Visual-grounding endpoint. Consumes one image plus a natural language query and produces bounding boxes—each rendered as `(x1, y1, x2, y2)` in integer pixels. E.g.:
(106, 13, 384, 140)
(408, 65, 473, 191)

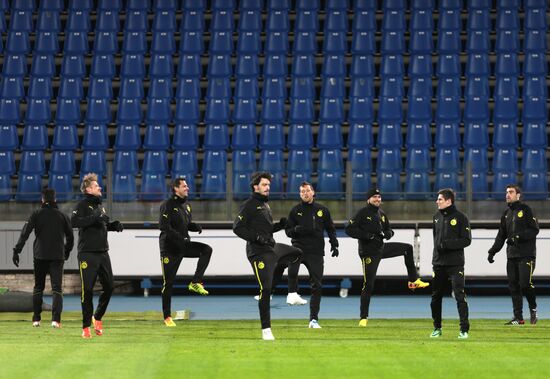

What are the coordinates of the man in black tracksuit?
(159, 177, 212, 327)
(71, 173, 124, 339)
(345, 188, 429, 327)
(285, 181, 338, 328)
(233, 171, 302, 340)
(12, 188, 74, 328)
(488, 184, 539, 325)
(430, 188, 471, 339)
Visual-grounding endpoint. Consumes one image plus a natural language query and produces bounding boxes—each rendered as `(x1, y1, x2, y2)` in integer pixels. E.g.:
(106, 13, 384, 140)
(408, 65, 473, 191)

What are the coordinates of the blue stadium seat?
(405, 172, 431, 199)
(152, 10, 176, 31)
(380, 54, 404, 76)
(376, 122, 402, 148)
(287, 149, 312, 173)
(406, 148, 431, 171)
(351, 171, 371, 199)
(495, 53, 519, 76)
(266, 10, 289, 31)
(435, 171, 460, 193)
(94, 31, 118, 54)
(211, 9, 234, 31)
(205, 98, 230, 124)
(494, 77, 518, 98)
(0, 99, 20, 123)
(496, 8, 518, 30)
(466, 53, 490, 76)
(524, 53, 546, 76)
(408, 55, 433, 77)
(347, 123, 373, 148)
(207, 54, 232, 77)
(493, 97, 519, 125)
(6, 31, 30, 54)
(117, 98, 142, 124)
(409, 76, 433, 98)
(40, 0, 63, 10)
(292, 54, 316, 77)
(90, 54, 115, 78)
(406, 122, 431, 147)
(16, 174, 42, 203)
(261, 98, 285, 123)
(37, 10, 61, 31)
(378, 97, 403, 124)
(318, 149, 343, 172)
(492, 148, 518, 173)
(382, 9, 405, 30)
(288, 123, 313, 148)
(231, 123, 257, 149)
(468, 9, 490, 30)
(48, 174, 73, 202)
(522, 172, 548, 200)
(203, 150, 228, 173)
(410, 9, 433, 30)
(96, 10, 120, 31)
(349, 148, 372, 173)
(326, 0, 348, 9)
(407, 96, 432, 122)
(122, 31, 147, 53)
(140, 173, 167, 201)
(381, 30, 405, 54)
(293, 31, 317, 54)
(59, 78, 84, 99)
(522, 148, 547, 172)
(522, 96, 547, 123)
(174, 99, 200, 123)
(437, 54, 461, 77)
(296, 0, 318, 10)
(435, 97, 460, 123)
(149, 54, 174, 77)
(3, 54, 27, 77)
(66, 10, 91, 31)
(316, 171, 343, 199)
(376, 171, 402, 200)
(88, 77, 113, 99)
(173, 124, 199, 150)
(233, 98, 258, 123)
(175, 77, 201, 99)
(51, 124, 78, 151)
(120, 54, 145, 77)
(286, 171, 312, 199)
(259, 149, 284, 172)
(523, 76, 547, 98)
(353, 9, 375, 31)
(438, 9, 461, 30)
(203, 124, 230, 149)
(113, 150, 139, 174)
(21, 125, 48, 150)
(178, 54, 202, 77)
(146, 98, 171, 124)
(265, 31, 288, 53)
(82, 124, 109, 151)
(322, 54, 346, 77)
(409, 30, 433, 53)
(376, 148, 402, 172)
(348, 97, 374, 124)
(463, 122, 489, 148)
(235, 55, 260, 77)
(125, 10, 148, 31)
(0, 151, 15, 174)
(55, 99, 81, 124)
(435, 148, 460, 172)
(468, 171, 490, 200)
(465, 76, 490, 99)
(25, 99, 51, 123)
(351, 30, 375, 53)
(239, 9, 261, 31)
(20, 151, 45, 174)
(290, 77, 315, 99)
(180, 31, 204, 54)
(60, 54, 85, 77)
(126, 0, 150, 10)
(181, 9, 204, 31)
(209, 31, 233, 54)
(232, 150, 256, 173)
(380, 76, 404, 98)
(1, 77, 24, 99)
(438, 29, 461, 53)
(142, 150, 168, 174)
(237, 31, 261, 54)
(114, 124, 140, 150)
(289, 98, 314, 123)
(463, 147, 489, 172)
(201, 173, 226, 200)
(349, 76, 374, 97)
(524, 0, 547, 8)
(148, 78, 172, 99)
(319, 98, 344, 123)
(295, 10, 318, 31)
(350, 55, 374, 78)
(112, 174, 137, 202)
(172, 150, 198, 175)
(317, 123, 343, 148)
(324, 31, 347, 53)
(524, 29, 547, 52)
(492, 122, 518, 148)
(259, 124, 285, 149)
(325, 10, 347, 31)
(262, 77, 286, 99)
(495, 30, 519, 53)
(321, 77, 345, 98)
(64, 31, 89, 54)
(9, 10, 33, 31)
(522, 122, 547, 148)
(0, 125, 18, 150)
(143, 124, 170, 150)
(80, 151, 106, 175)
(34, 31, 58, 54)
(263, 54, 287, 77)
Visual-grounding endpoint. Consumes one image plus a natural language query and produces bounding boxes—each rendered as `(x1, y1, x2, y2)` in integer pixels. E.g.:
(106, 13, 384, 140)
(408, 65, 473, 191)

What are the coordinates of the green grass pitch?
(1, 312, 550, 379)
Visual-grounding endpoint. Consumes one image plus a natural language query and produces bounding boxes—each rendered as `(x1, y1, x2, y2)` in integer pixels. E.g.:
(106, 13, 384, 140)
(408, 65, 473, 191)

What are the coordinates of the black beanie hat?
(366, 188, 381, 199)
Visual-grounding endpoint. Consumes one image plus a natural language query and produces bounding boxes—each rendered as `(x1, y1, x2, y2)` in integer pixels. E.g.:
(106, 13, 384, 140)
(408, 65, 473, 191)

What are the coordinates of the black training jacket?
(13, 202, 74, 260)
(285, 201, 338, 255)
(432, 204, 472, 266)
(71, 194, 118, 253)
(489, 201, 539, 259)
(233, 192, 285, 258)
(344, 203, 394, 257)
(159, 194, 201, 254)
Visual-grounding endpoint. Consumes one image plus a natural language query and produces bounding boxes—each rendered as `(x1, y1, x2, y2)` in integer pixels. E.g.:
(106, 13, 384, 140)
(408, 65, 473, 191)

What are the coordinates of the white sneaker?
(32, 321, 40, 327)
(51, 321, 61, 328)
(308, 319, 322, 329)
(262, 327, 275, 341)
(254, 294, 273, 301)
(286, 292, 308, 306)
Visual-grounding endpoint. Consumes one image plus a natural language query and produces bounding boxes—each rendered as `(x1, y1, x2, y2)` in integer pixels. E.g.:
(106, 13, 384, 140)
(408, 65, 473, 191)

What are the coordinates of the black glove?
(99, 213, 110, 224)
(506, 236, 518, 246)
(64, 246, 71, 261)
(113, 221, 124, 232)
(12, 251, 19, 267)
(374, 232, 385, 241)
(487, 253, 495, 264)
(383, 230, 393, 240)
(189, 222, 202, 234)
(278, 217, 287, 228)
(331, 246, 339, 257)
(256, 235, 275, 247)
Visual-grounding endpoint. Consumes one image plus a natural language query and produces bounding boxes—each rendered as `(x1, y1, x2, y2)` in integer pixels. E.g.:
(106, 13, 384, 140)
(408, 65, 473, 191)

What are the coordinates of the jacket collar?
(252, 192, 268, 203)
(439, 204, 456, 216)
(172, 194, 187, 205)
(85, 193, 102, 205)
(508, 200, 522, 210)
(41, 202, 58, 209)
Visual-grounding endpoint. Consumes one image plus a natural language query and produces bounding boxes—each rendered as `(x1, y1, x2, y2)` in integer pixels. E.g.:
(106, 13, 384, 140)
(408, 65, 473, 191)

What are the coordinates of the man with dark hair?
(430, 188, 471, 339)
(71, 173, 124, 339)
(284, 181, 338, 328)
(488, 184, 539, 325)
(345, 188, 429, 327)
(159, 177, 213, 327)
(233, 171, 302, 340)
(13, 188, 74, 328)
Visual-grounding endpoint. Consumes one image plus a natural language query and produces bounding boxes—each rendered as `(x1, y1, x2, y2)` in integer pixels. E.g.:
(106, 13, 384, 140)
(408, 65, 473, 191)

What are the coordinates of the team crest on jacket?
(364, 257, 372, 264)
(450, 219, 457, 226)
(258, 261, 265, 269)
(163, 257, 170, 264)
(518, 210, 524, 218)
(381, 215, 385, 222)
(317, 210, 323, 217)
(187, 205, 191, 213)
(80, 261, 88, 269)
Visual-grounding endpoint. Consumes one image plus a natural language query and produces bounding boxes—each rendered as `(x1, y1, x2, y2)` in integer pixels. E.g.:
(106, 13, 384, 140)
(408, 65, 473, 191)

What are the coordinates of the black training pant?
(78, 251, 114, 328)
(161, 241, 213, 319)
(249, 243, 302, 329)
(431, 265, 470, 332)
(359, 242, 419, 319)
(287, 253, 324, 321)
(507, 257, 537, 319)
(33, 259, 64, 323)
